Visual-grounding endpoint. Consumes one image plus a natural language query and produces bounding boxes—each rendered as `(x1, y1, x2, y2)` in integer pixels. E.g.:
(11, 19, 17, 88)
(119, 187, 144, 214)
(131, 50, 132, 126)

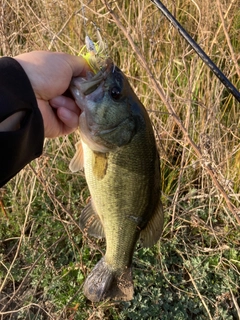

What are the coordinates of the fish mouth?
(70, 58, 115, 111)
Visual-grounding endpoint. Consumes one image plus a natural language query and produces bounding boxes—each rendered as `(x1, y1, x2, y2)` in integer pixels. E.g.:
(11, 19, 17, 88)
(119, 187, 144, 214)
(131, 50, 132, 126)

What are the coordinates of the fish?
(69, 58, 164, 302)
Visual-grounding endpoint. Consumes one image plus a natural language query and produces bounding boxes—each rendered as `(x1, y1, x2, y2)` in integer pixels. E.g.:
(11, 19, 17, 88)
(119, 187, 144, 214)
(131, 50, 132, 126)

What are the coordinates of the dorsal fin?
(80, 200, 105, 239)
(139, 199, 164, 247)
(69, 141, 84, 172)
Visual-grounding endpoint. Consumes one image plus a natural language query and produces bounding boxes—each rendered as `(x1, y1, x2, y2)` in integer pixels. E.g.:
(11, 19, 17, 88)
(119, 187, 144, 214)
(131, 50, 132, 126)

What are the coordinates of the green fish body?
(70, 59, 163, 302)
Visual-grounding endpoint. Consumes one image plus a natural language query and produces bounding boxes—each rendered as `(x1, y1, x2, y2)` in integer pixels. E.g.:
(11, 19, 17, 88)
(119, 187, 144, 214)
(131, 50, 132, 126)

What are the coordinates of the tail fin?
(83, 257, 134, 302)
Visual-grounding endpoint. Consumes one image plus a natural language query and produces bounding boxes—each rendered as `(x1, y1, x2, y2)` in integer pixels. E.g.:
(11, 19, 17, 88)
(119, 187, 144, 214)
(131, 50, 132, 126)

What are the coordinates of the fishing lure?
(79, 29, 107, 74)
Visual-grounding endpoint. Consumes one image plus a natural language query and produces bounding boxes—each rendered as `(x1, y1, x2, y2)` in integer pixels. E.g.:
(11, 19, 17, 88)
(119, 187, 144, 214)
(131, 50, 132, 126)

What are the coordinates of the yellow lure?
(79, 35, 106, 74)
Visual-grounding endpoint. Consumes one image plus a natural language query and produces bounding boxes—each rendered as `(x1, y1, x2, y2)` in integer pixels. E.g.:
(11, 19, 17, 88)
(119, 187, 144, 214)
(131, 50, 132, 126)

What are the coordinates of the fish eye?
(110, 86, 122, 101)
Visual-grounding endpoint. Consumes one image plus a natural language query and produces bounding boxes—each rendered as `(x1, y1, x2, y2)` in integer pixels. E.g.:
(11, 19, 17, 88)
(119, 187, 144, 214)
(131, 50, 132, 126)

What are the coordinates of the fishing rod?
(151, 0, 240, 103)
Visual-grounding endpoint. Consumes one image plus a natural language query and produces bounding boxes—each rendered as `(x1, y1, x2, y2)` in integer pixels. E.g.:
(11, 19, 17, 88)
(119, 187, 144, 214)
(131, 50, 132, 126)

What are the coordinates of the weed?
(0, 0, 239, 319)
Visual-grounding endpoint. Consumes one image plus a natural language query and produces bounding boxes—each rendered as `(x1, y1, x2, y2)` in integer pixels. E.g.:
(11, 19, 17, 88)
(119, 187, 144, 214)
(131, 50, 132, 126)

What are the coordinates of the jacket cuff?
(0, 57, 44, 187)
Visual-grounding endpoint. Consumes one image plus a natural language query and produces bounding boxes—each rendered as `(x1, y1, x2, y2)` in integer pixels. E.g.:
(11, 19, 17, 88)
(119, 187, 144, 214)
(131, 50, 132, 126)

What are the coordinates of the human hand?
(14, 51, 90, 138)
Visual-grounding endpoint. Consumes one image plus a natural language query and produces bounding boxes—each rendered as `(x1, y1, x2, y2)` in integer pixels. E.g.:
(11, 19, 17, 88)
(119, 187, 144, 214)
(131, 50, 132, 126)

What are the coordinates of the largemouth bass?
(69, 58, 163, 302)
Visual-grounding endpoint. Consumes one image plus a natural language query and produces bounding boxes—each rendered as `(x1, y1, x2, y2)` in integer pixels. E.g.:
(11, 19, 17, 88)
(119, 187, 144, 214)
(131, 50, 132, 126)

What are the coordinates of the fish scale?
(69, 58, 163, 302)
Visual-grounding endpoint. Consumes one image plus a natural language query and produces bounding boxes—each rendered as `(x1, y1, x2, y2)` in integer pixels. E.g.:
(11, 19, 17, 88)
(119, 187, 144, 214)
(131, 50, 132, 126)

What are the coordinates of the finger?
(56, 107, 79, 130)
(68, 55, 91, 77)
(50, 96, 80, 115)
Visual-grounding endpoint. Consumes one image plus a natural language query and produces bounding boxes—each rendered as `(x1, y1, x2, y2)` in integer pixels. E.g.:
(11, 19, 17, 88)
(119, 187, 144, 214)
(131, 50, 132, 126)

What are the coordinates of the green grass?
(0, 0, 240, 319)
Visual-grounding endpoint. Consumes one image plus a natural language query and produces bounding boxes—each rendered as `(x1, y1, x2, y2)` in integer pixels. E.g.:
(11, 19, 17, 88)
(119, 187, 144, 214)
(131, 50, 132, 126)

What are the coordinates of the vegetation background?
(0, 0, 239, 319)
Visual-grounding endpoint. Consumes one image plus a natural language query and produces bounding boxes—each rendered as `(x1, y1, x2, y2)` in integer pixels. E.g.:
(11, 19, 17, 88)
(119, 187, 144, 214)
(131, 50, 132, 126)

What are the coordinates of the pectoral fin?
(80, 200, 105, 239)
(140, 199, 164, 248)
(69, 141, 84, 172)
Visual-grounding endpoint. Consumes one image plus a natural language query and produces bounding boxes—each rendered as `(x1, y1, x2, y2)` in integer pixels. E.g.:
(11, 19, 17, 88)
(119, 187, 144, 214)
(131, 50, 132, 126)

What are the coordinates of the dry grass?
(0, 0, 239, 319)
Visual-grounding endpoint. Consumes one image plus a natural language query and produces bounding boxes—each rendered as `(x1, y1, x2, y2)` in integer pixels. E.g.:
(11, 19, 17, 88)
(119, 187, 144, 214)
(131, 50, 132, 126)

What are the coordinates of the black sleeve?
(0, 57, 44, 187)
